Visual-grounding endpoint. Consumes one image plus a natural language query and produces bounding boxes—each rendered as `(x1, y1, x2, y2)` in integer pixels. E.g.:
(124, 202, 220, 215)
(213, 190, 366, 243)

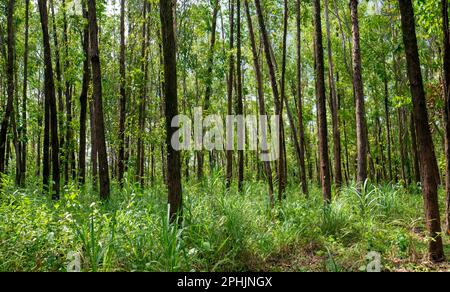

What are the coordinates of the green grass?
(0, 173, 449, 272)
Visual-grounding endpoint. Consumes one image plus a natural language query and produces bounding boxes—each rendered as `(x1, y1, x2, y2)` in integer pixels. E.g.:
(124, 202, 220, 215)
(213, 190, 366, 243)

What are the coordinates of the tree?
(0, 0, 15, 176)
(117, 0, 126, 187)
(296, 0, 309, 196)
(442, 0, 450, 235)
(254, 0, 285, 201)
(244, 0, 274, 207)
(136, 1, 150, 187)
(38, 0, 60, 199)
(62, 0, 75, 183)
(313, 0, 331, 203)
(88, 0, 110, 200)
(78, 0, 90, 186)
(20, 0, 30, 187)
(226, 0, 235, 190)
(198, 0, 220, 181)
(349, 0, 368, 188)
(49, 0, 65, 163)
(398, 0, 445, 262)
(325, 0, 342, 188)
(160, 0, 183, 223)
(237, 0, 244, 192)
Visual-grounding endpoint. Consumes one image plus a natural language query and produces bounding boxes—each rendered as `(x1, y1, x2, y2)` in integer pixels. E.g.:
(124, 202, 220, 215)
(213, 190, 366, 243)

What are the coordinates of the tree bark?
(254, 0, 284, 201)
(0, 0, 15, 176)
(442, 0, 450, 235)
(49, 0, 65, 165)
(160, 0, 183, 223)
(325, 0, 342, 189)
(38, 0, 60, 199)
(78, 0, 90, 186)
(20, 0, 30, 187)
(88, 0, 110, 200)
(237, 0, 244, 192)
(313, 0, 332, 203)
(117, 0, 126, 186)
(296, 0, 309, 196)
(62, 0, 74, 184)
(383, 74, 393, 181)
(399, 0, 445, 262)
(244, 0, 274, 207)
(350, 0, 368, 188)
(137, 1, 149, 187)
(226, 0, 235, 190)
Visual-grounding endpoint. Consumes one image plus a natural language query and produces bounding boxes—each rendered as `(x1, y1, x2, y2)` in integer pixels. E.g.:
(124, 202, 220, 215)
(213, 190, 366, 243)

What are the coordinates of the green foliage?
(0, 175, 446, 272)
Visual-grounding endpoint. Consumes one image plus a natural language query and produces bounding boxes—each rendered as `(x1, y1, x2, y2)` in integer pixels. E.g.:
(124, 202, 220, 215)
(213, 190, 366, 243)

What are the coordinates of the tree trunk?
(237, 0, 244, 192)
(383, 74, 393, 181)
(38, 0, 60, 200)
(350, 0, 368, 188)
(399, 0, 445, 262)
(296, 0, 309, 196)
(226, 0, 235, 190)
(244, 0, 274, 207)
(62, 0, 74, 184)
(88, 0, 110, 200)
(0, 0, 15, 176)
(20, 0, 30, 187)
(325, 0, 342, 189)
(78, 0, 89, 186)
(50, 0, 65, 165)
(137, 1, 149, 188)
(198, 0, 220, 181)
(117, 0, 126, 186)
(254, 0, 284, 201)
(442, 0, 450, 235)
(313, 0, 332, 203)
(277, 0, 288, 200)
(160, 0, 182, 224)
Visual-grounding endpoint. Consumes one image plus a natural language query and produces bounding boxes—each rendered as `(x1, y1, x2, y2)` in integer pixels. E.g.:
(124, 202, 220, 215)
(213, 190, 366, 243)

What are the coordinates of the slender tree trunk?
(442, 0, 450, 235)
(20, 0, 30, 186)
(62, 0, 73, 184)
(137, 1, 149, 187)
(277, 0, 288, 200)
(160, 0, 182, 223)
(399, 0, 445, 262)
(50, 0, 65, 165)
(198, 0, 219, 181)
(78, 0, 89, 186)
(324, 0, 342, 189)
(384, 74, 393, 181)
(117, 0, 126, 186)
(36, 91, 43, 177)
(237, 0, 244, 192)
(244, 0, 274, 206)
(313, 0, 332, 203)
(88, 0, 110, 200)
(0, 0, 15, 176)
(90, 99, 97, 188)
(350, 0, 368, 188)
(226, 0, 235, 190)
(38, 0, 60, 200)
(296, 0, 309, 196)
(254, 0, 284, 201)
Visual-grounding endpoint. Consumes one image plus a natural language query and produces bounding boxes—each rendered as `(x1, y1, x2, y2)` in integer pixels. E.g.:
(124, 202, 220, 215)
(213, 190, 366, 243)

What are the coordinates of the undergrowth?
(0, 173, 448, 272)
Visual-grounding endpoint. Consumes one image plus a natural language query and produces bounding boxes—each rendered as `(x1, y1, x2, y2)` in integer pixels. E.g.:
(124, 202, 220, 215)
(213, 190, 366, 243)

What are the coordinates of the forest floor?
(0, 173, 449, 272)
